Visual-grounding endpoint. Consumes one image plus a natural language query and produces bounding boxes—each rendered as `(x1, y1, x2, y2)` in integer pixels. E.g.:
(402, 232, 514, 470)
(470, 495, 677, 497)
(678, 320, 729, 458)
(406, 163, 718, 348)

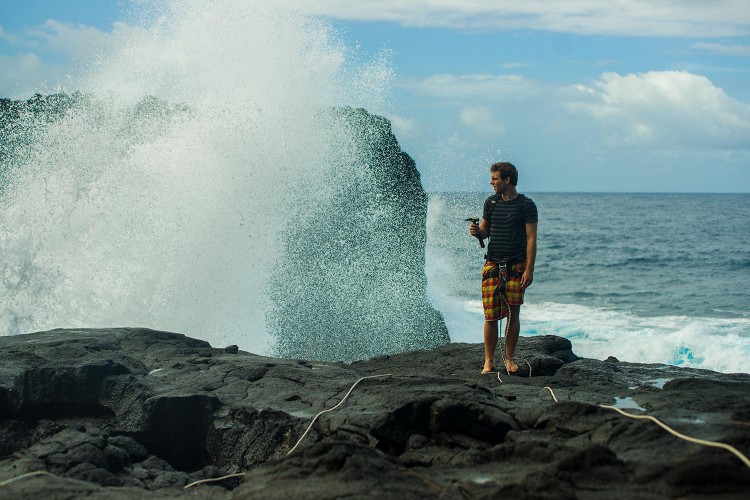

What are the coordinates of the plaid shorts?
(481, 261, 525, 321)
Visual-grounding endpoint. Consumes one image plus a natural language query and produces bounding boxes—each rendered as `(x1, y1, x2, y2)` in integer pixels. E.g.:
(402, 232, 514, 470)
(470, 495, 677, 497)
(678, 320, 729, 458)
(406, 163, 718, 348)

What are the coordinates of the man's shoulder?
(519, 193, 536, 207)
(483, 194, 500, 209)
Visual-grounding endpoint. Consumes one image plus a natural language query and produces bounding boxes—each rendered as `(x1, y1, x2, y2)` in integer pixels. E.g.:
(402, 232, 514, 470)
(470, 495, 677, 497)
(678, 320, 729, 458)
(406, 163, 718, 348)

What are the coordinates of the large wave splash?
(0, 0, 447, 358)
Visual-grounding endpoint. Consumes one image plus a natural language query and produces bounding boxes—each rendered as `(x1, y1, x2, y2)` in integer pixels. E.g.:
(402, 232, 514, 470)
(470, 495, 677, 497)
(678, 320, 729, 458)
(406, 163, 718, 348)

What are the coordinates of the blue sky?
(1, 1, 749, 192)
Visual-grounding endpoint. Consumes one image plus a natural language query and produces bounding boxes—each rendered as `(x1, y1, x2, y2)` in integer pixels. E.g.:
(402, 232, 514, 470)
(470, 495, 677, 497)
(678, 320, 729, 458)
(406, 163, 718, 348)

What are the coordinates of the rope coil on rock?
(543, 386, 750, 469)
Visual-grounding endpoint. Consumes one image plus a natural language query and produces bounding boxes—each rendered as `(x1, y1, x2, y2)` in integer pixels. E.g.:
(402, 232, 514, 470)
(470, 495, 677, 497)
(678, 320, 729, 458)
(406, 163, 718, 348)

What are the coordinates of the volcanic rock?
(0, 328, 748, 499)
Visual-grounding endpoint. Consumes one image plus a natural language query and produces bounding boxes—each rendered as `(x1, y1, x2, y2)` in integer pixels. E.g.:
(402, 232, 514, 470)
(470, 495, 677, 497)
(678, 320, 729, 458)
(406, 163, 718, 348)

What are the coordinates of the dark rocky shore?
(0, 328, 748, 499)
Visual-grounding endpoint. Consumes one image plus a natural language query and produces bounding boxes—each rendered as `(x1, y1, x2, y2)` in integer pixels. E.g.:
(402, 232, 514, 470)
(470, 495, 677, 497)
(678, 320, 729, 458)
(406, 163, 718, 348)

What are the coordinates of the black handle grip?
(464, 218, 485, 248)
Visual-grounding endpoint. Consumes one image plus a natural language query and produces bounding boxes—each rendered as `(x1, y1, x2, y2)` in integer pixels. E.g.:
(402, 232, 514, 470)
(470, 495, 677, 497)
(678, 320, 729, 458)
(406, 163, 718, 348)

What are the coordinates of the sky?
(1, 1, 749, 193)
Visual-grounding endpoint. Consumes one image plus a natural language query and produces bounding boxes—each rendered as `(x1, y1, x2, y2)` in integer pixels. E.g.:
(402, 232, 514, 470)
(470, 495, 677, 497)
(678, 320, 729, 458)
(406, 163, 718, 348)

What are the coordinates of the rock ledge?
(1, 328, 748, 499)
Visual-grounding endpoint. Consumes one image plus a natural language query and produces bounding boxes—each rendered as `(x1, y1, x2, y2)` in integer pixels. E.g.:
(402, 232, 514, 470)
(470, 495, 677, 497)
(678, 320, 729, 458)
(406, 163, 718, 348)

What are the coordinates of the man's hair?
(490, 162, 518, 186)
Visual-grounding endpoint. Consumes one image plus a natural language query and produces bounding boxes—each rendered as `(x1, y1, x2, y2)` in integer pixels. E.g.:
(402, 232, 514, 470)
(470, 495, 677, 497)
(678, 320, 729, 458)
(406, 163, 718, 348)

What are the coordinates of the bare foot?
(481, 361, 496, 374)
(504, 357, 518, 374)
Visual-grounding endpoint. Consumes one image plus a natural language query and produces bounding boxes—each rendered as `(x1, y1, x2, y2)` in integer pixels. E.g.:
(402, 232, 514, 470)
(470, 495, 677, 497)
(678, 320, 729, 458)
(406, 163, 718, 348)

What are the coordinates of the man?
(469, 162, 537, 374)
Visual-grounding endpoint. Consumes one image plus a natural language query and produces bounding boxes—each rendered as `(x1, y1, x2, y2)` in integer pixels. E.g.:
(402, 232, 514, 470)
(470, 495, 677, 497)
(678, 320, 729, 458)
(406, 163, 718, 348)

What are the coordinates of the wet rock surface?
(0, 328, 748, 499)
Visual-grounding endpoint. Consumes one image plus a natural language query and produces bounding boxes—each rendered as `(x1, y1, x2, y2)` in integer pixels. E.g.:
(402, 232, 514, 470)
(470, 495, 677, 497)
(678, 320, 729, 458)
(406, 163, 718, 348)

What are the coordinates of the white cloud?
(0, 21, 146, 98)
(281, 0, 750, 37)
(412, 73, 541, 100)
(25, 20, 113, 59)
(0, 53, 65, 98)
(690, 42, 750, 57)
(459, 106, 506, 136)
(565, 71, 750, 149)
(382, 112, 415, 135)
(0, 52, 43, 77)
(0, 25, 18, 44)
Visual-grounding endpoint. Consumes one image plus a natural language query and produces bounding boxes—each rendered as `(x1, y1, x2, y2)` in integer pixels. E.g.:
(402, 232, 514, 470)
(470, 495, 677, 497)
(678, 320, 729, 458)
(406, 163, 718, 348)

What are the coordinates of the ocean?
(426, 192, 750, 374)
(1, 2, 748, 375)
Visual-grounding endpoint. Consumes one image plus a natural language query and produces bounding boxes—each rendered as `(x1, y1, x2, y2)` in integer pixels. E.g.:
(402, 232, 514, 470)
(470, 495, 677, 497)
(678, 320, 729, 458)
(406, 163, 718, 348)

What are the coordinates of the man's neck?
(501, 187, 518, 201)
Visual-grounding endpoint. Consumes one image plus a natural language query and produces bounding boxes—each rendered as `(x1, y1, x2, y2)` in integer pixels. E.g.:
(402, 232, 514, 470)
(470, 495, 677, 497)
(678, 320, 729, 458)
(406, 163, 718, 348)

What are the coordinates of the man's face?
(490, 172, 506, 193)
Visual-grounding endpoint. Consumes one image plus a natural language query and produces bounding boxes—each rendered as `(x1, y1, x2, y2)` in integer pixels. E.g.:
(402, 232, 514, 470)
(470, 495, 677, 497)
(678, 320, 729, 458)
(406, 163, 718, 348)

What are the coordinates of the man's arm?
(521, 222, 537, 289)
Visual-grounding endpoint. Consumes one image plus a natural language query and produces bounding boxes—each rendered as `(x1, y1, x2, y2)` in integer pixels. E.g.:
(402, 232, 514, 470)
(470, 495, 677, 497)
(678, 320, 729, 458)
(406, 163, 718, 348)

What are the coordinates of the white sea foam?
(525, 302, 750, 374)
(425, 195, 486, 341)
(442, 298, 750, 374)
(0, 1, 392, 354)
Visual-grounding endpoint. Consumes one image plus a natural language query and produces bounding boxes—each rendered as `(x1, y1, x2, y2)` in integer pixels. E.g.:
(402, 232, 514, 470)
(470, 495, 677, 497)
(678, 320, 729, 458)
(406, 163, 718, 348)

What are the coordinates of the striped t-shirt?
(482, 194, 538, 263)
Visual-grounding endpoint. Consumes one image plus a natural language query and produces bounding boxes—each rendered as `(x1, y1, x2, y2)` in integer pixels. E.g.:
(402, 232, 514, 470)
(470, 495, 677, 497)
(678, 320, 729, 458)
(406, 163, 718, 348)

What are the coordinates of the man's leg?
(503, 304, 521, 373)
(482, 320, 498, 373)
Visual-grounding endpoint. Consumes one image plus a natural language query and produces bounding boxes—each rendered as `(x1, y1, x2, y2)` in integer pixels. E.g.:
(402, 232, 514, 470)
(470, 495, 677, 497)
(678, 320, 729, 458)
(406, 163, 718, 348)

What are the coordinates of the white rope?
(502, 285, 512, 374)
(544, 386, 559, 403)
(184, 473, 245, 489)
(495, 281, 532, 379)
(6, 374, 745, 496)
(600, 405, 750, 469)
(0, 471, 58, 488)
(0, 466, 247, 491)
(187, 374, 393, 487)
(286, 374, 393, 456)
(543, 386, 750, 470)
(3, 376, 393, 491)
(498, 271, 532, 378)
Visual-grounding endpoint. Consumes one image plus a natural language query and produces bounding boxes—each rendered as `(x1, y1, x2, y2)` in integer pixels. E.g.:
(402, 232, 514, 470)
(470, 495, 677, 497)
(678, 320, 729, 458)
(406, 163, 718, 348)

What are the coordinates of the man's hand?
(469, 222, 480, 237)
(521, 269, 534, 289)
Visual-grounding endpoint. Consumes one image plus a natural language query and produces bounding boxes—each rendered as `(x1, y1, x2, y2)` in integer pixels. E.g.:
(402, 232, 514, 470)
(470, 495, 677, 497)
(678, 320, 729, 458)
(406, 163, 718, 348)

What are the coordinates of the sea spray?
(268, 108, 448, 361)
(0, 0, 448, 357)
